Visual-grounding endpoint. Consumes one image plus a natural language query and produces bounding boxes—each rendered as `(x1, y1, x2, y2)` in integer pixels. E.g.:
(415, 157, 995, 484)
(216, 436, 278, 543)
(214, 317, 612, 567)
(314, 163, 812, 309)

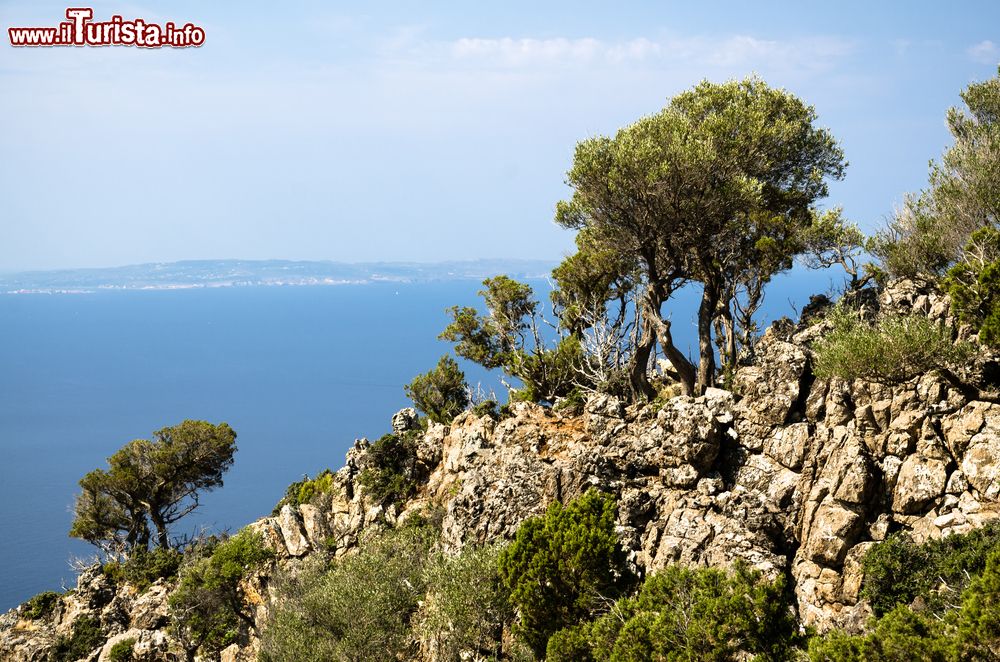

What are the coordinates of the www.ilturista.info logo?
(8, 8, 205, 48)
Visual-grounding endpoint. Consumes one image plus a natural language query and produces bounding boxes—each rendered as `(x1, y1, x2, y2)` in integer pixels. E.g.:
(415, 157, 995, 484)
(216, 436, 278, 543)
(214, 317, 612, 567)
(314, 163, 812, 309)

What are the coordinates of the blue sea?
(0, 270, 836, 610)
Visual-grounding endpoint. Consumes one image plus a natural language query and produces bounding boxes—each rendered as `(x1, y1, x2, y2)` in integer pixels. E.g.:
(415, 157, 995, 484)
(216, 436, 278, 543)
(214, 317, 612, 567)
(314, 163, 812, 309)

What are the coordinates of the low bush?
(813, 304, 971, 384)
(107, 637, 136, 662)
(498, 489, 633, 657)
(944, 226, 1000, 347)
(260, 523, 435, 662)
(102, 546, 183, 591)
(169, 530, 273, 658)
(358, 431, 419, 506)
(22, 590, 59, 621)
(272, 469, 336, 514)
(548, 563, 801, 661)
(811, 526, 1000, 660)
(50, 614, 105, 661)
(416, 543, 514, 661)
(861, 522, 1000, 617)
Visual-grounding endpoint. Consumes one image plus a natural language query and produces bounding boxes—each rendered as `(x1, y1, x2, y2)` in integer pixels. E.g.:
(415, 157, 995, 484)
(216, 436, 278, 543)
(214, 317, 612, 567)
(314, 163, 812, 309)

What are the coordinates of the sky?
(0, 1, 998, 272)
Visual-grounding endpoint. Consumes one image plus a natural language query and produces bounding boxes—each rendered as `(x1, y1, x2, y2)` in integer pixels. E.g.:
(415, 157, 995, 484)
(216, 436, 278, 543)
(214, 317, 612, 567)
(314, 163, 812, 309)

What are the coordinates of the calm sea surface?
(0, 271, 830, 610)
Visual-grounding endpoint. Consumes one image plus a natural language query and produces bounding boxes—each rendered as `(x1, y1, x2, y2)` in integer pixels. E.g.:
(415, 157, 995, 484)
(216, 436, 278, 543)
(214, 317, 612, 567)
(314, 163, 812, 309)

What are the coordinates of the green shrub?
(813, 304, 971, 384)
(807, 605, 951, 662)
(22, 591, 59, 621)
(546, 623, 595, 661)
(169, 530, 273, 657)
(553, 387, 586, 416)
(954, 547, 1000, 657)
(50, 614, 106, 661)
(944, 226, 1000, 347)
(272, 469, 336, 514)
(358, 431, 419, 506)
(405, 354, 470, 424)
(260, 523, 435, 662)
(107, 637, 136, 662)
(498, 490, 633, 657)
(861, 522, 1000, 617)
(102, 546, 183, 591)
(548, 563, 801, 661)
(416, 543, 514, 660)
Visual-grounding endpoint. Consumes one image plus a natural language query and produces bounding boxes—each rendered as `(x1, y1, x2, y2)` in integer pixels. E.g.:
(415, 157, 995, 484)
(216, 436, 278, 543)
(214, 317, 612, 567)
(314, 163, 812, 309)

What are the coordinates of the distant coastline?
(0, 259, 557, 295)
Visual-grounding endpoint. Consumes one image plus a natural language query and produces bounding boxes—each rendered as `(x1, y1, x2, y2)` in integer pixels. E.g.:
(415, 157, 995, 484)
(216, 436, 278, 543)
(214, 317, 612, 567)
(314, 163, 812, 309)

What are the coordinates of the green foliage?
(416, 543, 514, 661)
(22, 591, 59, 620)
(807, 606, 951, 662)
(357, 431, 419, 506)
(102, 546, 183, 592)
(557, 75, 846, 395)
(812, 304, 971, 384)
(869, 193, 964, 283)
(107, 637, 136, 662)
(553, 387, 587, 416)
(861, 522, 1000, 617)
(799, 207, 869, 285)
(872, 67, 1000, 282)
(955, 547, 1000, 658)
(442, 277, 585, 403)
(548, 563, 801, 661)
(405, 354, 470, 424)
(272, 469, 336, 515)
(810, 524, 1000, 660)
(498, 490, 633, 657)
(70, 420, 237, 555)
(260, 523, 435, 662)
(50, 614, 105, 662)
(944, 226, 1000, 346)
(471, 399, 500, 419)
(169, 530, 273, 657)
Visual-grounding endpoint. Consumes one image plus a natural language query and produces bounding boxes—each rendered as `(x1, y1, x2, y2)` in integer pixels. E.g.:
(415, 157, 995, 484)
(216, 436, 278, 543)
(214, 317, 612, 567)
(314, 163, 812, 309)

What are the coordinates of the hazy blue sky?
(1, 1, 998, 271)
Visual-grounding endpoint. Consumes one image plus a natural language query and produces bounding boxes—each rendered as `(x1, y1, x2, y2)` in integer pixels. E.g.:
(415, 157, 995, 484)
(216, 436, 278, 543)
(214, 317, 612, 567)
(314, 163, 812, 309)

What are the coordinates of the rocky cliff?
(4, 280, 1000, 661)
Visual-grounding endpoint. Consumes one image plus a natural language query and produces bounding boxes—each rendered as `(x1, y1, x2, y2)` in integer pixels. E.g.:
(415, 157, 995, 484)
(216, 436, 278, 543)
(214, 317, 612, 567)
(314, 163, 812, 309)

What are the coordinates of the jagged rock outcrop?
(4, 279, 1000, 660)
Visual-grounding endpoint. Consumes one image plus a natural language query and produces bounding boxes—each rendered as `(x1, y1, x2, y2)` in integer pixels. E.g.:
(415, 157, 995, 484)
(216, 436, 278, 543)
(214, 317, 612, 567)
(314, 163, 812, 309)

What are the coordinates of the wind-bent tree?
(70, 420, 237, 557)
(441, 276, 584, 403)
(555, 76, 847, 396)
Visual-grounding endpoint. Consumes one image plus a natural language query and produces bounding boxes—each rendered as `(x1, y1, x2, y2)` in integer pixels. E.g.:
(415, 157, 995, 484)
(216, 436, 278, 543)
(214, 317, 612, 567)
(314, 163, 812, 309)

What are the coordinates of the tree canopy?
(554, 76, 847, 396)
(70, 420, 237, 556)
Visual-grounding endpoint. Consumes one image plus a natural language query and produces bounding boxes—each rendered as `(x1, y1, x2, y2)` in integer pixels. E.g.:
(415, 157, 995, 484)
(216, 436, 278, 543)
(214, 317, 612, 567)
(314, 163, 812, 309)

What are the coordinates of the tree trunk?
(696, 281, 720, 395)
(644, 296, 696, 396)
(628, 329, 657, 401)
(150, 509, 170, 549)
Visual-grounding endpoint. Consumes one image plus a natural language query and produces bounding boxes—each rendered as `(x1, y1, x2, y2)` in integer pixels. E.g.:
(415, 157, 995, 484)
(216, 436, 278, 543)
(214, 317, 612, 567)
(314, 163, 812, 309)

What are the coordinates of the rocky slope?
(4, 280, 1000, 661)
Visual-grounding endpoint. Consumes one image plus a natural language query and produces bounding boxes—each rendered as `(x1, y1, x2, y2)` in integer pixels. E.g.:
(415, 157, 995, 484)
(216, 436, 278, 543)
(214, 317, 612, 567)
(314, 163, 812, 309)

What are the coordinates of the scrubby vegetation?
(22, 590, 59, 621)
(169, 530, 273, 658)
(808, 525, 1000, 660)
(547, 563, 801, 661)
(101, 546, 183, 591)
(260, 520, 437, 662)
(272, 469, 336, 514)
(499, 490, 634, 656)
(406, 354, 470, 424)
(861, 523, 1000, 618)
(107, 637, 136, 662)
(50, 614, 105, 661)
(357, 430, 420, 505)
(812, 304, 972, 384)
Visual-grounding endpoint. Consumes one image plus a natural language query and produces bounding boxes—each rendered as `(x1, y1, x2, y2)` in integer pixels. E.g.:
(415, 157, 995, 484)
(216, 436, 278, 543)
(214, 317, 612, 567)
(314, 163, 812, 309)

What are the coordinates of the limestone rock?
(893, 456, 948, 514)
(277, 505, 310, 557)
(391, 407, 420, 433)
